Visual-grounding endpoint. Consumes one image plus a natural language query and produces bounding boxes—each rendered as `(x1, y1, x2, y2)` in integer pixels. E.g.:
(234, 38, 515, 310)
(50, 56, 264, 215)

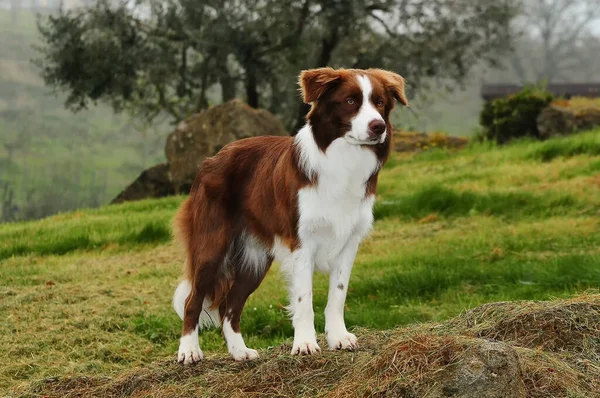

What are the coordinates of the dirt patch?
(393, 131, 469, 153)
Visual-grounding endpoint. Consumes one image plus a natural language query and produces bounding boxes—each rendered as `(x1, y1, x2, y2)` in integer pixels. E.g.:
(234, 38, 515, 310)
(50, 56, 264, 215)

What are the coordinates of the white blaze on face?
(347, 75, 385, 144)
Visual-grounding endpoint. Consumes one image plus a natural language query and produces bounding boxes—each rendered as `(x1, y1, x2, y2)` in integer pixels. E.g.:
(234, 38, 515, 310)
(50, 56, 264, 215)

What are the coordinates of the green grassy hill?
(1, 130, 600, 396)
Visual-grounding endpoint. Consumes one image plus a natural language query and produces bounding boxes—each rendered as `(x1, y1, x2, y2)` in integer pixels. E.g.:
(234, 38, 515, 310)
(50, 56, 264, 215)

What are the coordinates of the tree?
(508, 0, 600, 83)
(35, 0, 518, 132)
(9, 0, 20, 23)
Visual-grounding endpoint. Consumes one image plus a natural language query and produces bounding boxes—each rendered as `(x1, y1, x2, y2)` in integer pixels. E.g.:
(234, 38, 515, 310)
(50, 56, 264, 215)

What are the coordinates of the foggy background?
(1, 0, 599, 223)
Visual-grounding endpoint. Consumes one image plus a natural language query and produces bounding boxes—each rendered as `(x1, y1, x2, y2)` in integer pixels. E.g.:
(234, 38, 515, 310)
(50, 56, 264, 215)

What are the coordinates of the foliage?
(0, 9, 170, 223)
(479, 86, 554, 143)
(507, 0, 600, 84)
(35, 0, 518, 130)
(1, 129, 600, 392)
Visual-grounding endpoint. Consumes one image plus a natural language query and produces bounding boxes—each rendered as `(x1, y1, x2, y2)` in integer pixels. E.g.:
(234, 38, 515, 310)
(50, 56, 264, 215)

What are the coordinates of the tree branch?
(369, 11, 397, 38)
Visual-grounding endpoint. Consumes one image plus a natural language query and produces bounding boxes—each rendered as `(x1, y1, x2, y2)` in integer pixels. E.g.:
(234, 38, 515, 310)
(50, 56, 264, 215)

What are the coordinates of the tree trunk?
(245, 64, 259, 108)
(10, 0, 19, 24)
(220, 73, 236, 102)
(292, 28, 340, 134)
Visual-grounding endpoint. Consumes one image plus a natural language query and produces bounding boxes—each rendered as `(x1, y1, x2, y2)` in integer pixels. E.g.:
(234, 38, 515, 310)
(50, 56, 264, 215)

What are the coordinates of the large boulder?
(165, 99, 288, 192)
(111, 164, 174, 204)
(537, 102, 600, 139)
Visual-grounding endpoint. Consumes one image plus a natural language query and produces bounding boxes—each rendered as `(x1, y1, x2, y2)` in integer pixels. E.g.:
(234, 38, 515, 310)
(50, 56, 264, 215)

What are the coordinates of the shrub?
(480, 87, 554, 144)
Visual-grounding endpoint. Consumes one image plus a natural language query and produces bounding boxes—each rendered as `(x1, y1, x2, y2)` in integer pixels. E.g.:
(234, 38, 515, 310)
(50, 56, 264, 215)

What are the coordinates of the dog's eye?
(376, 99, 384, 107)
(347, 98, 355, 105)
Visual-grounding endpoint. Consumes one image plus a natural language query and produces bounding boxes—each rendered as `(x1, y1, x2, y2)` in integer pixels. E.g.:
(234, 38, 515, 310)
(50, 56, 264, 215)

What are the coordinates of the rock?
(537, 104, 600, 139)
(430, 340, 526, 398)
(165, 99, 288, 192)
(365, 334, 526, 398)
(111, 163, 174, 204)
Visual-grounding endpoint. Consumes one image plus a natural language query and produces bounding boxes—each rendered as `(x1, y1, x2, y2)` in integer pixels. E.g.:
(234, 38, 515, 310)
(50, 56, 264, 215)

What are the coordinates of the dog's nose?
(368, 120, 386, 138)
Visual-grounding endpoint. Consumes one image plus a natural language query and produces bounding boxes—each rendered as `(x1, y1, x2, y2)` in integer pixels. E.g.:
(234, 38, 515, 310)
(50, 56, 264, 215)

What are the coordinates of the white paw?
(327, 331, 358, 351)
(177, 335, 203, 365)
(230, 347, 259, 361)
(291, 340, 321, 355)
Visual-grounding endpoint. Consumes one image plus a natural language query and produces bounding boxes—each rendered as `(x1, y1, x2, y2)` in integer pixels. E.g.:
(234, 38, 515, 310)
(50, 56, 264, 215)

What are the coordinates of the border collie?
(172, 67, 408, 363)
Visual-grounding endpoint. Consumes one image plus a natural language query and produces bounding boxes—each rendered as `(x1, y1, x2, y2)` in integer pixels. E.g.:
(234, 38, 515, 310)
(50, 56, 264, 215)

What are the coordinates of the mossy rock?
(111, 163, 174, 204)
(537, 97, 600, 139)
(165, 99, 289, 192)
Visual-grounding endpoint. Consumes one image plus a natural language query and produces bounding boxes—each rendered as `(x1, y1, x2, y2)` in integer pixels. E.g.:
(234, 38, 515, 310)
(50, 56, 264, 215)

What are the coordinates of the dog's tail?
(171, 197, 222, 329)
(172, 279, 190, 320)
(172, 279, 221, 329)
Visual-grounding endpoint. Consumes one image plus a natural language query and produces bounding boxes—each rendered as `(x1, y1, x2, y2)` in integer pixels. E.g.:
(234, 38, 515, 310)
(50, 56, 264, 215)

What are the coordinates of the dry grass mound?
(15, 294, 600, 398)
(446, 293, 600, 357)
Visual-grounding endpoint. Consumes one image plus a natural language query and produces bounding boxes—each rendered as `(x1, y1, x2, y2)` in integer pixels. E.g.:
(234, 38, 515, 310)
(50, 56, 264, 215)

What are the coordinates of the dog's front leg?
(324, 239, 359, 350)
(288, 248, 320, 355)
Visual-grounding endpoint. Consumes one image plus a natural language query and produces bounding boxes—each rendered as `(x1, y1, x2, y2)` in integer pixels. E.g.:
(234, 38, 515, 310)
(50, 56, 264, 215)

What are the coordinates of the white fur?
(173, 280, 220, 329)
(275, 120, 378, 354)
(222, 319, 259, 361)
(177, 325, 203, 364)
(345, 75, 386, 145)
(238, 230, 270, 276)
(324, 238, 360, 350)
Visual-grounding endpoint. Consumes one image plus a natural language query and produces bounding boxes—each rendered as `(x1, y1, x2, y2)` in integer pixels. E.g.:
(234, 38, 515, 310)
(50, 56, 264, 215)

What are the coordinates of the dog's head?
(299, 68, 408, 151)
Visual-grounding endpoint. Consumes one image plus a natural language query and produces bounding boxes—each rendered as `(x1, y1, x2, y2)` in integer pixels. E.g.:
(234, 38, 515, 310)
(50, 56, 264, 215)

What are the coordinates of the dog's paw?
(291, 340, 321, 356)
(177, 336, 203, 365)
(327, 331, 358, 351)
(230, 347, 259, 361)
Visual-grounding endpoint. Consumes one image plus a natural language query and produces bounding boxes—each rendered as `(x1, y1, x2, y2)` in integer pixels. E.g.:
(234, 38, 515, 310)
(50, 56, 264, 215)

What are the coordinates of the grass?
(1, 129, 600, 396)
(527, 132, 600, 161)
(0, 196, 181, 260)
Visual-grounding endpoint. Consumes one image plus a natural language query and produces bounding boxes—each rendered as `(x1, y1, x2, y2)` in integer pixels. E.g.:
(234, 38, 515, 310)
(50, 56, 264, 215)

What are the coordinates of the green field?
(1, 130, 600, 395)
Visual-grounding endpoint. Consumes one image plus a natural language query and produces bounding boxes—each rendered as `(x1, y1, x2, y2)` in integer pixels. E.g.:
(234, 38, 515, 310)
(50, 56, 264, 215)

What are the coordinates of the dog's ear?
(369, 69, 408, 106)
(299, 68, 342, 104)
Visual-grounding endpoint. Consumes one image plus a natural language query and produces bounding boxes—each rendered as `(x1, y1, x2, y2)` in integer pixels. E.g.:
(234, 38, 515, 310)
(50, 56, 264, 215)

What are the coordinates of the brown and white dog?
(172, 67, 408, 363)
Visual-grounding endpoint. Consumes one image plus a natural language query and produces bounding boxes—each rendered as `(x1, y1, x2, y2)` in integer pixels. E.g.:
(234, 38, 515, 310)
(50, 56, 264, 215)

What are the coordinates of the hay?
(446, 293, 600, 358)
(516, 347, 600, 398)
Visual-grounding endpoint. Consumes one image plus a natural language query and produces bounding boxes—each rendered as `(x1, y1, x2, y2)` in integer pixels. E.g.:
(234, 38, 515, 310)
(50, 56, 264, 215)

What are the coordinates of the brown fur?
(173, 137, 311, 333)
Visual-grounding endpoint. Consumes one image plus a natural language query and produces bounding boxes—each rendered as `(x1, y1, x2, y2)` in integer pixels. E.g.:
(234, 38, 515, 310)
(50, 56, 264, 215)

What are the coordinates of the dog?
(172, 67, 408, 363)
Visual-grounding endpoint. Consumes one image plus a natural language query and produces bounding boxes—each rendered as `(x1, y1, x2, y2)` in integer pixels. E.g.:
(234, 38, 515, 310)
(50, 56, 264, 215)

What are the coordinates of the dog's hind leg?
(176, 200, 233, 365)
(219, 234, 272, 361)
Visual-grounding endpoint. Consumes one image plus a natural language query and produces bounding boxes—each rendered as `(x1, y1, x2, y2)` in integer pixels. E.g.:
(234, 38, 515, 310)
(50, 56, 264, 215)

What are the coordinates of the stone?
(165, 99, 288, 192)
(111, 163, 174, 204)
(537, 104, 600, 139)
(426, 340, 526, 398)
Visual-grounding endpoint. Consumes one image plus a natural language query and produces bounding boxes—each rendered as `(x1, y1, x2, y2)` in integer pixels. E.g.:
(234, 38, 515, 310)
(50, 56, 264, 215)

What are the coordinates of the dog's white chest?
(297, 189, 374, 272)
(295, 137, 379, 272)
